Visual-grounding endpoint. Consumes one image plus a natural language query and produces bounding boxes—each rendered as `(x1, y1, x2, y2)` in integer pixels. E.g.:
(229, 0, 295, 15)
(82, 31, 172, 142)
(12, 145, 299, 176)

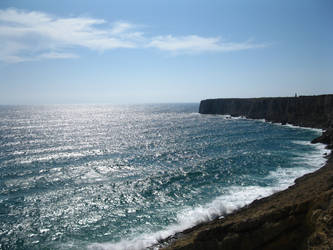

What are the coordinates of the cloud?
(148, 35, 267, 53)
(111, 21, 134, 34)
(38, 52, 78, 59)
(0, 8, 267, 63)
(0, 9, 142, 63)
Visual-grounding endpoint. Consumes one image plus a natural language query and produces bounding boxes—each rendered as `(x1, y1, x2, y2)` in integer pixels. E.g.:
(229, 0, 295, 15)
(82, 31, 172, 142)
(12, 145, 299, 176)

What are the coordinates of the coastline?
(160, 154, 333, 249)
(158, 96, 333, 249)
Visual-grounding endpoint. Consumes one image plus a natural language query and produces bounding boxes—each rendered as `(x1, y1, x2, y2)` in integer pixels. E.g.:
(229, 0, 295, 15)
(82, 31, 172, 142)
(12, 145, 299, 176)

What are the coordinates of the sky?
(0, 0, 332, 104)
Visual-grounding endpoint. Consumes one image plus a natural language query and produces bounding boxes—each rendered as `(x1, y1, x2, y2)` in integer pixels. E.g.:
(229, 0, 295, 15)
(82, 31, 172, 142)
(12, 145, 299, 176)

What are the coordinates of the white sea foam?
(87, 186, 264, 250)
(230, 115, 246, 120)
(86, 136, 330, 250)
(284, 123, 323, 133)
(233, 116, 324, 134)
(264, 120, 323, 133)
(292, 140, 312, 146)
(86, 184, 286, 250)
(84, 114, 329, 250)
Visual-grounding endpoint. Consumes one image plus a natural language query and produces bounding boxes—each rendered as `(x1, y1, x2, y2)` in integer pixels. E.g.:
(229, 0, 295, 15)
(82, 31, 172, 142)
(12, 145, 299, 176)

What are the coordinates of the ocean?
(0, 104, 329, 250)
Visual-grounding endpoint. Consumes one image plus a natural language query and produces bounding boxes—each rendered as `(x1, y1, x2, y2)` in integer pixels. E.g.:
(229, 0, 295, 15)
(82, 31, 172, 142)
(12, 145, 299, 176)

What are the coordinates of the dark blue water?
(0, 104, 328, 249)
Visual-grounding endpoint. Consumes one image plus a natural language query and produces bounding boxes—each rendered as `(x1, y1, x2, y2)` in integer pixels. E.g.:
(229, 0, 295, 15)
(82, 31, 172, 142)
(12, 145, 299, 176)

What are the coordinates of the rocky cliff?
(162, 157, 333, 250)
(159, 95, 333, 250)
(199, 95, 333, 129)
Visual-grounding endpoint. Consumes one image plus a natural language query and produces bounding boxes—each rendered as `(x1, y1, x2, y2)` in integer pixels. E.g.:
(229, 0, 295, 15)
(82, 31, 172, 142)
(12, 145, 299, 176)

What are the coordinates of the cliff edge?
(199, 95, 333, 129)
(162, 157, 333, 250)
(160, 95, 333, 250)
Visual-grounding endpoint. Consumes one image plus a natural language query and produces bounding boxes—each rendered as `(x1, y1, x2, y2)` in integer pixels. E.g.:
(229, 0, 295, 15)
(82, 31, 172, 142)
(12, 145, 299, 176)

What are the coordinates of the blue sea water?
(0, 104, 329, 250)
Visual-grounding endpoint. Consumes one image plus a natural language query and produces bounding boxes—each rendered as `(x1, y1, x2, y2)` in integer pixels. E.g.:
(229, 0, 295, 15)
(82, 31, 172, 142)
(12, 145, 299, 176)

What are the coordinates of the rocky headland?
(199, 95, 333, 129)
(160, 95, 333, 250)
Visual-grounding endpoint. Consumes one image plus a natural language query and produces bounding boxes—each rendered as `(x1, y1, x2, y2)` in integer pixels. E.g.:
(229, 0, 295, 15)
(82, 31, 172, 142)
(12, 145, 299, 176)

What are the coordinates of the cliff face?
(159, 95, 333, 250)
(199, 95, 333, 129)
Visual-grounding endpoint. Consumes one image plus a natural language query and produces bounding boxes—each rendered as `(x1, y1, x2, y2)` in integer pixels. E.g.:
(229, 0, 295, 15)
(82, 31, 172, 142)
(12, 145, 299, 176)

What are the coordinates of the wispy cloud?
(38, 52, 78, 60)
(0, 8, 142, 63)
(148, 35, 267, 54)
(0, 8, 268, 63)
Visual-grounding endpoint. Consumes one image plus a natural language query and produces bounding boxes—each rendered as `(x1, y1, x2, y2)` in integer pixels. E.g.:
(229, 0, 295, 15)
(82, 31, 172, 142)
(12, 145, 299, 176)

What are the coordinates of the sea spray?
(0, 104, 328, 249)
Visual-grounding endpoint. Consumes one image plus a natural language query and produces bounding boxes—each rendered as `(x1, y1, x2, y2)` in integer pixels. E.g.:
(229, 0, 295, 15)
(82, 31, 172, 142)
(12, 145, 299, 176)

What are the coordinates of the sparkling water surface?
(0, 104, 329, 249)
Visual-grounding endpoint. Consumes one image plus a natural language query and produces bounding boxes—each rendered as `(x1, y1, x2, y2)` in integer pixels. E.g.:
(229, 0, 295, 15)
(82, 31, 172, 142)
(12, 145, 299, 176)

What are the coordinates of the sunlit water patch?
(0, 104, 329, 249)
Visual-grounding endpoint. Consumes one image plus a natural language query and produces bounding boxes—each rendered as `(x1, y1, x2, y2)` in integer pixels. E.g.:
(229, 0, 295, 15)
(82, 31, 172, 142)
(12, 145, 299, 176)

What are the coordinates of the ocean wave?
(228, 116, 324, 134)
(86, 139, 329, 250)
(284, 123, 323, 133)
(1, 105, 328, 250)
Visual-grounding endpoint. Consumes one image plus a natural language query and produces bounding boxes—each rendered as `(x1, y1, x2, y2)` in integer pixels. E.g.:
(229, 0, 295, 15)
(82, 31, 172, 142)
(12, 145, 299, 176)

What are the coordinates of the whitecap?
(86, 133, 330, 250)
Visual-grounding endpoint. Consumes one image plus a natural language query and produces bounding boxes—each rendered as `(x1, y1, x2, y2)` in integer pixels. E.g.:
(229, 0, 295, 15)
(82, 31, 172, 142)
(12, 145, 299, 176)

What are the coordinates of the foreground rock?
(161, 156, 333, 250)
(312, 129, 333, 149)
(158, 95, 333, 250)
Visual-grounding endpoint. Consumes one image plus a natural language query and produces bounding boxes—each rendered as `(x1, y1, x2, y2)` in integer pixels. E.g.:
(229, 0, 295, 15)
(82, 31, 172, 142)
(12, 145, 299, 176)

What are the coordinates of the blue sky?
(0, 0, 332, 104)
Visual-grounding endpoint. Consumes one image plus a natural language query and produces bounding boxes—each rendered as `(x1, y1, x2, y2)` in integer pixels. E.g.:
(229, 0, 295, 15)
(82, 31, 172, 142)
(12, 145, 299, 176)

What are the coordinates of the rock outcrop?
(159, 95, 333, 250)
(162, 157, 333, 250)
(312, 129, 333, 149)
(199, 95, 333, 129)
